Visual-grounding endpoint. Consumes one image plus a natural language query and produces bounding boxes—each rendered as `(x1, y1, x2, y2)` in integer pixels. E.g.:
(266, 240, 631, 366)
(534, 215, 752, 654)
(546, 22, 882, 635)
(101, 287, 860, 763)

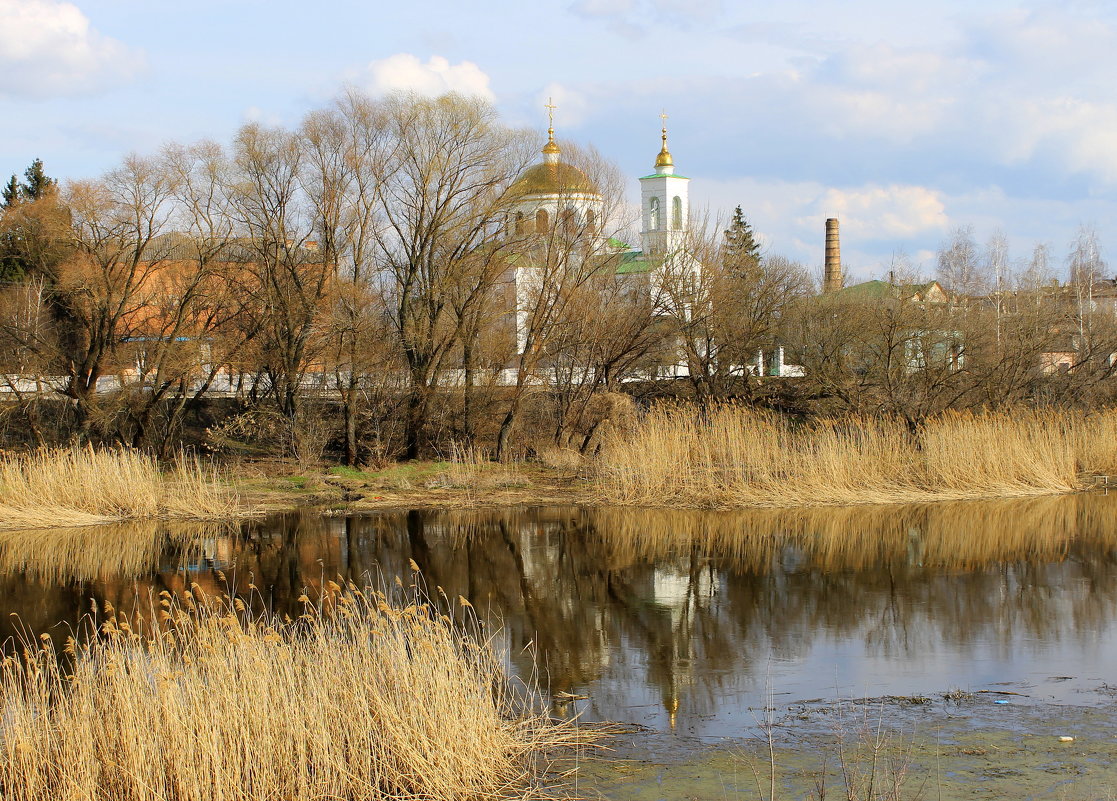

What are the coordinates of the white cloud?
(356, 54, 494, 101)
(0, 0, 143, 98)
(814, 185, 949, 240)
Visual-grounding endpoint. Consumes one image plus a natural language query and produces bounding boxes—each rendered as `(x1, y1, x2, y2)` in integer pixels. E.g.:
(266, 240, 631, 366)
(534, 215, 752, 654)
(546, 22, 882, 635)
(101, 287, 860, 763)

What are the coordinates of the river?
(2, 492, 1117, 740)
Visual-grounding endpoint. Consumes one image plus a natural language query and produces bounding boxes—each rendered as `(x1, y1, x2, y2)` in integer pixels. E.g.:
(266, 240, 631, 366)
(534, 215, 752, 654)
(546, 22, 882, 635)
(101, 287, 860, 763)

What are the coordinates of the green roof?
(828, 280, 942, 301)
(639, 173, 689, 180)
(607, 236, 631, 250)
(616, 251, 651, 275)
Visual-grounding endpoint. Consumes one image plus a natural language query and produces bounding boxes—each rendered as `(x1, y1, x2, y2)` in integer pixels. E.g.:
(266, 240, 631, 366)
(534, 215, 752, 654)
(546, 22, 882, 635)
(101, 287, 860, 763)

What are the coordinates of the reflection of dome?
(507, 161, 599, 198)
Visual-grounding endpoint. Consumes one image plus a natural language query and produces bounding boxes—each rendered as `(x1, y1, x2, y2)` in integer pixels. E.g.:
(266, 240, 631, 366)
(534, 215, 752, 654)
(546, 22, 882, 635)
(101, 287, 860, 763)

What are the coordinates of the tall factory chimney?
(824, 217, 842, 294)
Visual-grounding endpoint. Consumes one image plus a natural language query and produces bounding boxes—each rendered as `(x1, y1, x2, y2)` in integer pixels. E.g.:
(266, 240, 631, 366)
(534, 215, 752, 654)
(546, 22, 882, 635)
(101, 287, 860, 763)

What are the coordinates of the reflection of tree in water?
(3, 493, 1117, 725)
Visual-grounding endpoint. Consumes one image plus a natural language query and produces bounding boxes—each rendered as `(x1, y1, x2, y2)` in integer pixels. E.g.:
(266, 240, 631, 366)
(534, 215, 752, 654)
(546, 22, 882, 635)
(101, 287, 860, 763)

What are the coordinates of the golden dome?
(507, 161, 599, 198)
(655, 125, 673, 169)
(542, 128, 561, 155)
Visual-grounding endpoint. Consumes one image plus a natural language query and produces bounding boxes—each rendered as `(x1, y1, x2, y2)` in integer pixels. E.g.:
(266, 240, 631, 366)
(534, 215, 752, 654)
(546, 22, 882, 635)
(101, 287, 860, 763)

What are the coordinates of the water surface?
(3, 493, 1117, 738)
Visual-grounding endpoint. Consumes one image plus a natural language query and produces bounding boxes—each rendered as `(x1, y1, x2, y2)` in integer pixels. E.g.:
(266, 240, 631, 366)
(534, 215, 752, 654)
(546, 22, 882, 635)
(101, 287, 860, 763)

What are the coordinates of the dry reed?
(0, 581, 587, 801)
(439, 443, 524, 490)
(0, 447, 242, 529)
(595, 406, 1117, 508)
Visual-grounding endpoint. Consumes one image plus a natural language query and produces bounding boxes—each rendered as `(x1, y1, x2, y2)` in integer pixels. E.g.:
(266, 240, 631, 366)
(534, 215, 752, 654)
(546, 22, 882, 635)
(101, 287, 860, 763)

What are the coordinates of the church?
(500, 107, 700, 362)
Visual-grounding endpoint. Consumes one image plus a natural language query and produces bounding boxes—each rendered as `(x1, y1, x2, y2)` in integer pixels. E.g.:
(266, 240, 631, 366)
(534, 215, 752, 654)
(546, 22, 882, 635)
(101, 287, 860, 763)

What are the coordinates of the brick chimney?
(823, 218, 842, 293)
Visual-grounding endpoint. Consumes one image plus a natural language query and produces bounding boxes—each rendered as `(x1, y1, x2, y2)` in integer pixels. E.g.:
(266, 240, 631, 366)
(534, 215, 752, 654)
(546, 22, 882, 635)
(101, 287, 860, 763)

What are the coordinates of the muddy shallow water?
(3, 492, 1117, 796)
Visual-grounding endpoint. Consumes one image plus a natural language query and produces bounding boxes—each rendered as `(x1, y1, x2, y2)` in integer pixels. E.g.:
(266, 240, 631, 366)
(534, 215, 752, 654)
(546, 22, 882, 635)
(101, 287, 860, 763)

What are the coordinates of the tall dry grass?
(438, 442, 524, 490)
(594, 406, 1117, 508)
(0, 447, 241, 529)
(0, 581, 586, 801)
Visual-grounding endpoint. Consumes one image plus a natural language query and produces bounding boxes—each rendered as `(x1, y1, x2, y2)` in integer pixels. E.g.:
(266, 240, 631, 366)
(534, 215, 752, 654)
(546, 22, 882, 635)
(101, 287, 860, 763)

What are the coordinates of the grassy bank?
(0, 448, 242, 529)
(595, 407, 1117, 508)
(0, 581, 585, 800)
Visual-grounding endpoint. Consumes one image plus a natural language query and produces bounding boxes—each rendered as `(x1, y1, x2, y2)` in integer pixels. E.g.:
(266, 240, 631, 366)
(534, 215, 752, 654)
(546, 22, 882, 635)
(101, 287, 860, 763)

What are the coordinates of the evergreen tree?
(724, 205, 761, 274)
(22, 159, 56, 201)
(1, 175, 20, 209)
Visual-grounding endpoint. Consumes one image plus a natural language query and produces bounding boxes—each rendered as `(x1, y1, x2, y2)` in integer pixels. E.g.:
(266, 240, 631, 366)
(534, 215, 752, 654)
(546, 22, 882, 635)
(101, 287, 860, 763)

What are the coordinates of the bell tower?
(639, 112, 689, 257)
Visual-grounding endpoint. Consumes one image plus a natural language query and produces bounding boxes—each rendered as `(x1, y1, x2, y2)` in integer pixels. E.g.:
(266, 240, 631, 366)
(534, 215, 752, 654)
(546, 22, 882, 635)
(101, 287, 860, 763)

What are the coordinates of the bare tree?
(230, 122, 333, 428)
(937, 225, 986, 298)
(1016, 242, 1054, 295)
(50, 156, 177, 439)
(654, 217, 810, 402)
(370, 93, 532, 459)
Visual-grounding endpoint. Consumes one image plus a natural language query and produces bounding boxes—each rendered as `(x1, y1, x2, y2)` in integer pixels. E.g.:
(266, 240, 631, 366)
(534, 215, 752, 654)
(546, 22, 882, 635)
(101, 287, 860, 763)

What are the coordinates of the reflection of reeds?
(0, 448, 242, 529)
(0, 582, 585, 800)
(584, 494, 1114, 573)
(596, 407, 1117, 508)
(0, 520, 225, 582)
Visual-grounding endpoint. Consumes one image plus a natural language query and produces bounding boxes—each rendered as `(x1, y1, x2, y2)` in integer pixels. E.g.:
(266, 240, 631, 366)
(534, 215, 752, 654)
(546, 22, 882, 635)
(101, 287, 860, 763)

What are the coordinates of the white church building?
(497, 111, 797, 379)
(502, 113, 695, 354)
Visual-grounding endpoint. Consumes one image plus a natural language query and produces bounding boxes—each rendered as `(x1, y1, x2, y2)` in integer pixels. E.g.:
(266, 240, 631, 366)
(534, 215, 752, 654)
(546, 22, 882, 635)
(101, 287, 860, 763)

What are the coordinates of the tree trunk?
(462, 342, 476, 445)
(404, 383, 426, 460)
(344, 382, 359, 466)
(495, 388, 524, 462)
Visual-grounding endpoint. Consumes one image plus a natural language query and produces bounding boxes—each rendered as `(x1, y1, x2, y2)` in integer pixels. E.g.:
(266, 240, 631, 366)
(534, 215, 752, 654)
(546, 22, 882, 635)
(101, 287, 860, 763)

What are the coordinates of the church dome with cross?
(505, 99, 604, 238)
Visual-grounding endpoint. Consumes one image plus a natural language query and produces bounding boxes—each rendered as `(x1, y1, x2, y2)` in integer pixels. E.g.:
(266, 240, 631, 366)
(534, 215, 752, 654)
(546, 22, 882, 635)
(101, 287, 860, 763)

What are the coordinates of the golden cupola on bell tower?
(639, 110, 690, 255)
(655, 119, 674, 173)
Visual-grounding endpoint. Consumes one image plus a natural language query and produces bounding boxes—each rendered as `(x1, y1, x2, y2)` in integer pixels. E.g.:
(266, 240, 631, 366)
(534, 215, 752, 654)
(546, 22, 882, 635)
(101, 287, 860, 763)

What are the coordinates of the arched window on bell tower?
(586, 209, 596, 234)
(536, 208, 549, 232)
(649, 197, 660, 230)
(515, 211, 526, 234)
(672, 196, 682, 230)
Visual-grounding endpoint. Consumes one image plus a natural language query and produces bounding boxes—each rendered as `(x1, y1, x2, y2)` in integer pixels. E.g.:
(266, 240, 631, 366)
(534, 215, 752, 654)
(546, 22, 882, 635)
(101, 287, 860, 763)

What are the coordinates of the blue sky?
(2, 0, 1116, 281)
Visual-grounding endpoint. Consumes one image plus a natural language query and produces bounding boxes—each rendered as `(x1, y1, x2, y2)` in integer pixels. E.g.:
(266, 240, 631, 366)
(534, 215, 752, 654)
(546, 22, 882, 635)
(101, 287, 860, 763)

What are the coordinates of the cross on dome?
(655, 108, 674, 170)
(542, 97, 560, 158)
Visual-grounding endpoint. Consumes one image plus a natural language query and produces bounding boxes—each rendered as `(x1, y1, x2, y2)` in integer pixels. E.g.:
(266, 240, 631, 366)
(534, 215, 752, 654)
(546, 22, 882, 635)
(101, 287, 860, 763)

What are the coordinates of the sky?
(2, 0, 1116, 282)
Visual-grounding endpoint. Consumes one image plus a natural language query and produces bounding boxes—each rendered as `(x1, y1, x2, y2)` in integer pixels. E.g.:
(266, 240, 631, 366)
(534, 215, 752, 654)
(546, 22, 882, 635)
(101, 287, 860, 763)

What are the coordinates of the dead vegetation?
(0, 579, 592, 801)
(0, 447, 243, 529)
(594, 405, 1117, 508)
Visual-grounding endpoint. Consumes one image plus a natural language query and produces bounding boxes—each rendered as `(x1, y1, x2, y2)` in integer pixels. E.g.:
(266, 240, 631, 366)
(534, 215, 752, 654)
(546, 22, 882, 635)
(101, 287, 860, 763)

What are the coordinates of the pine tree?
(21, 159, 56, 201)
(1, 175, 19, 209)
(724, 205, 761, 274)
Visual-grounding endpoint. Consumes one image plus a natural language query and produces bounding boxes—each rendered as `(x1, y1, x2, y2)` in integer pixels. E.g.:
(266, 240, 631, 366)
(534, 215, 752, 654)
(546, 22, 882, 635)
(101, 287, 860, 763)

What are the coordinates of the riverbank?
(234, 458, 597, 512)
(227, 407, 1117, 514)
(595, 406, 1117, 509)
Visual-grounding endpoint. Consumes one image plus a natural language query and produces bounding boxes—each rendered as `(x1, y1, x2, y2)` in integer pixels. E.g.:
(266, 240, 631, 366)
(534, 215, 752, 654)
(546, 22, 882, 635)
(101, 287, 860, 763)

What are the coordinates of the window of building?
(536, 208, 549, 232)
(586, 209, 596, 234)
(672, 196, 683, 230)
(649, 197, 660, 230)
(514, 211, 525, 234)
(561, 207, 576, 234)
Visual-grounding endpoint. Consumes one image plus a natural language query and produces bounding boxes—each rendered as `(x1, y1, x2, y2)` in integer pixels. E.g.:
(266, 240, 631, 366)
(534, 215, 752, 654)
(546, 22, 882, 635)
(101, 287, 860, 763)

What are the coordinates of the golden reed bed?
(0, 581, 587, 801)
(594, 406, 1117, 508)
(0, 447, 241, 529)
